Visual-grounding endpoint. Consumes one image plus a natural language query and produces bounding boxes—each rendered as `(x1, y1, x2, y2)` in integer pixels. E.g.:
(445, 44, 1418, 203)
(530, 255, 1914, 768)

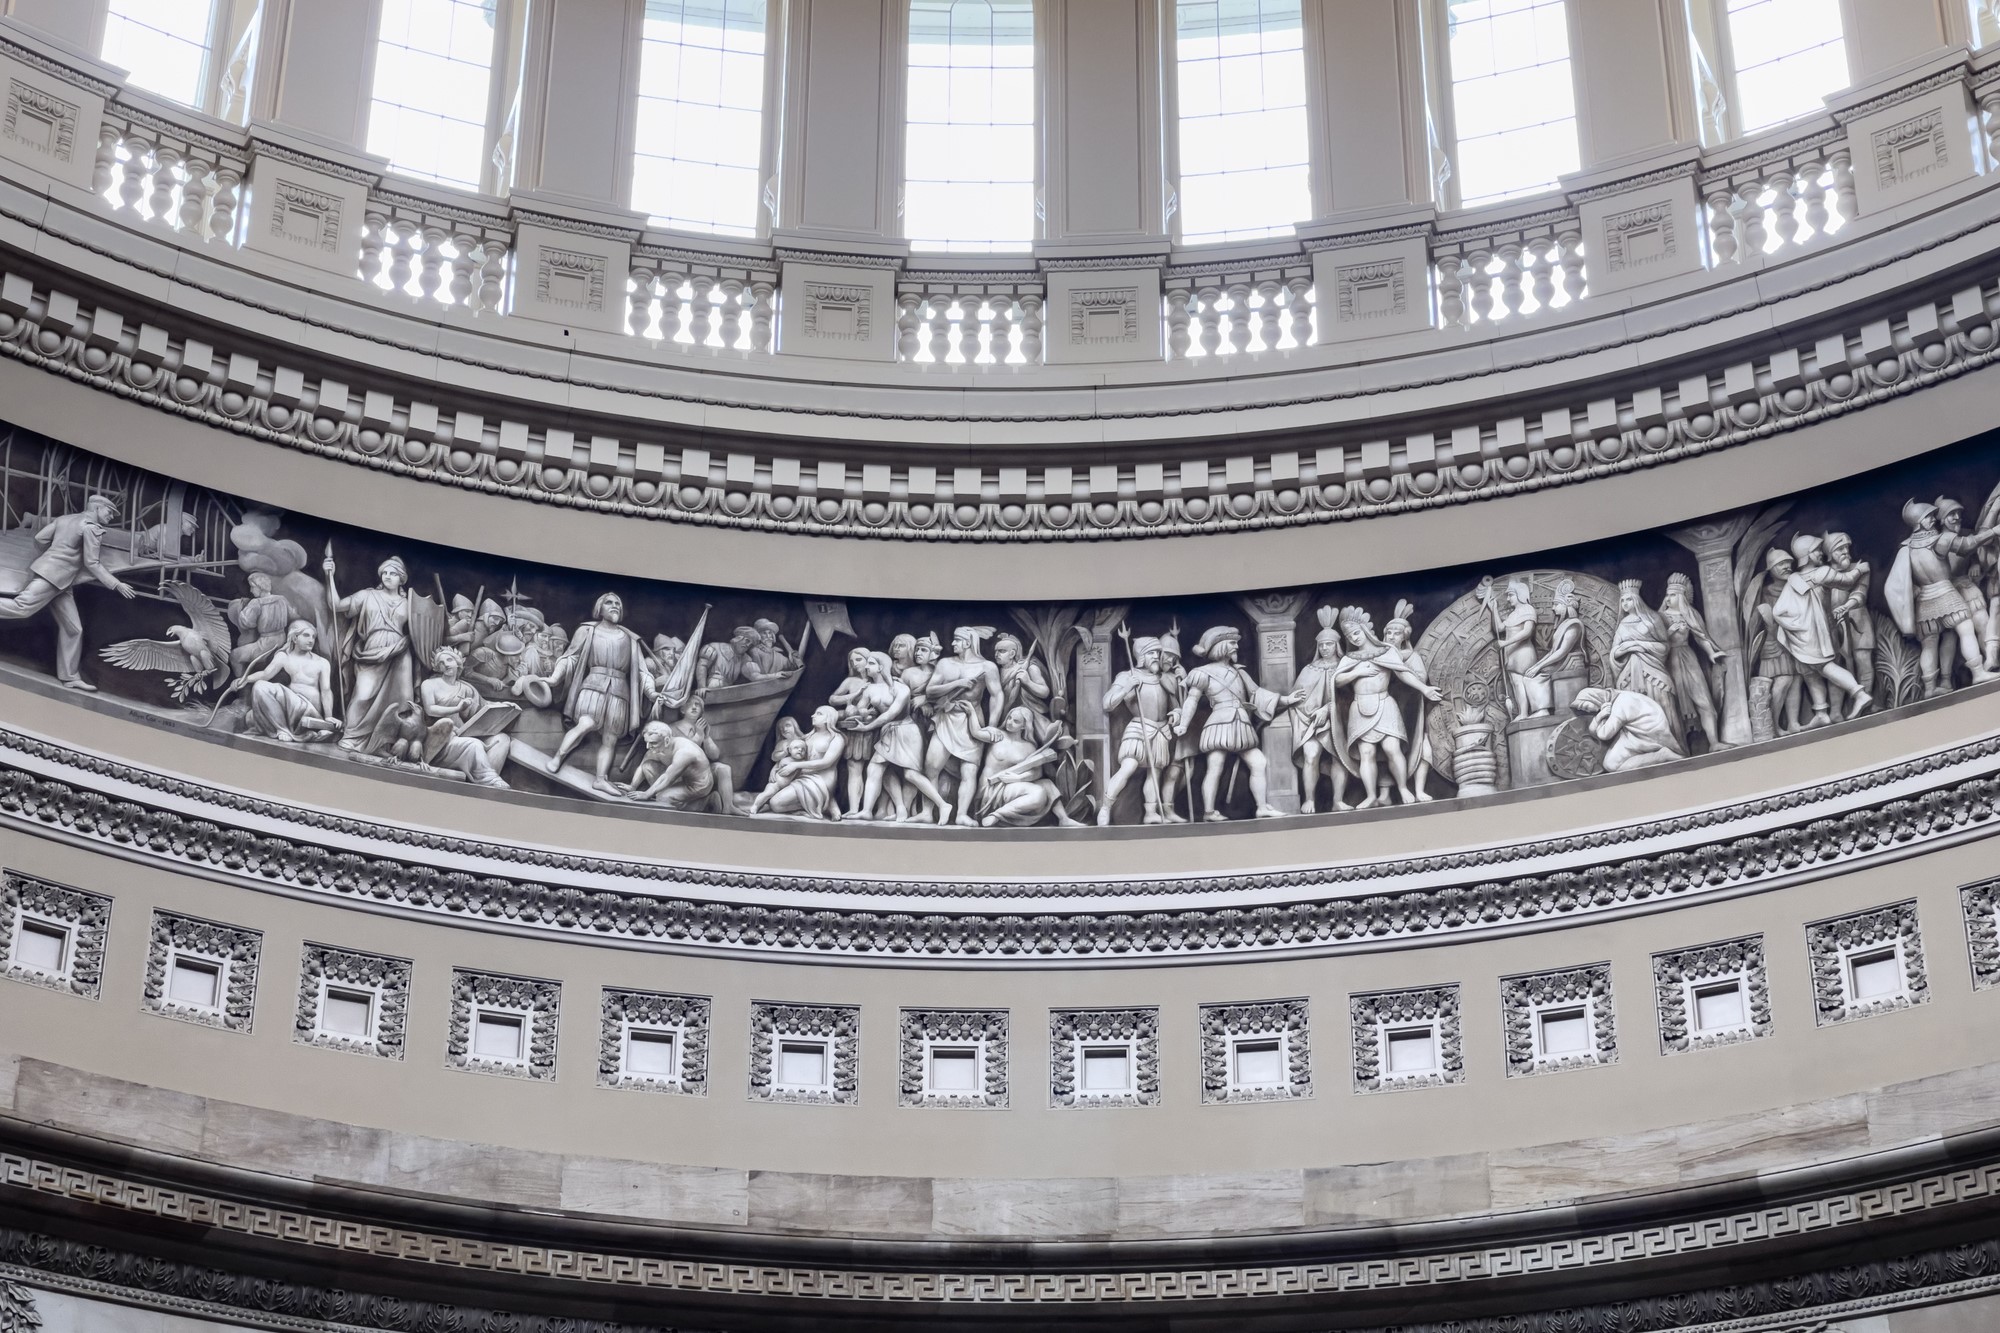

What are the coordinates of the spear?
(322, 541, 346, 720)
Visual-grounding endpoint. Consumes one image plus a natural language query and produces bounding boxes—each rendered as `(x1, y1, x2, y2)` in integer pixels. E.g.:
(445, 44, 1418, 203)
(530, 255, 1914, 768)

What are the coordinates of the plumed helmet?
(1903, 499, 1937, 528)
(1193, 625, 1239, 658)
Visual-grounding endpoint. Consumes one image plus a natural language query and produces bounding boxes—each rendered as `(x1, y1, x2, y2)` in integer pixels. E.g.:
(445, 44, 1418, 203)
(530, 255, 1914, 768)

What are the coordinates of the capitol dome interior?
(1, 1, 2000, 1329)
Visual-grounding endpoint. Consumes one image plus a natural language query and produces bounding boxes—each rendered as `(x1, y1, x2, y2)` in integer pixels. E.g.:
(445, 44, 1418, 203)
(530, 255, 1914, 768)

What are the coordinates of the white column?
(3, 0, 107, 56)
(773, 0, 906, 244)
(1043, 0, 1165, 247)
(1302, 0, 1427, 215)
(1839, 0, 1954, 84)
(511, 0, 645, 206)
(1569, 0, 1688, 168)
(249, 0, 382, 150)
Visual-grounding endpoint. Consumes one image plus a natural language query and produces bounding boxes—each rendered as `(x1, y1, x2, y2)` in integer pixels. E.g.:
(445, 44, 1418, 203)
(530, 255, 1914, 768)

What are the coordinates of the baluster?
(896, 291, 923, 360)
(447, 234, 478, 309)
(718, 277, 746, 349)
(206, 165, 241, 244)
(1256, 279, 1283, 350)
(1557, 228, 1585, 303)
(1435, 256, 1466, 329)
(1704, 186, 1739, 266)
(1801, 160, 1830, 240)
(1528, 239, 1556, 313)
(1285, 275, 1313, 348)
(91, 123, 119, 197)
(1164, 286, 1192, 359)
(1196, 285, 1223, 355)
(1225, 281, 1253, 353)
(178, 155, 213, 237)
(359, 211, 388, 286)
(417, 225, 448, 303)
(990, 297, 1019, 363)
(1768, 169, 1800, 251)
(959, 295, 984, 363)
(687, 274, 715, 346)
(1466, 250, 1495, 325)
(146, 143, 181, 226)
(1981, 92, 2000, 168)
(1827, 148, 1856, 227)
(926, 293, 952, 362)
(1496, 244, 1526, 319)
(1735, 181, 1769, 257)
(477, 241, 508, 313)
(657, 267, 686, 341)
(387, 219, 418, 297)
(1018, 293, 1044, 363)
(118, 134, 151, 216)
(628, 263, 658, 337)
(749, 279, 774, 352)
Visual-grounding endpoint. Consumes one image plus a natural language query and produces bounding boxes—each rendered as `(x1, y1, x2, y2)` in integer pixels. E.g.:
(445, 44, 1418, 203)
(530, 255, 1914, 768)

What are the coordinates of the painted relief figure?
(0, 493, 137, 689)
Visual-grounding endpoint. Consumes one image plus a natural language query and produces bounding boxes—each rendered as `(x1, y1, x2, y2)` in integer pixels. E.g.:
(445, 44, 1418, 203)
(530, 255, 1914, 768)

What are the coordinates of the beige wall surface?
(2, 818, 1994, 1185)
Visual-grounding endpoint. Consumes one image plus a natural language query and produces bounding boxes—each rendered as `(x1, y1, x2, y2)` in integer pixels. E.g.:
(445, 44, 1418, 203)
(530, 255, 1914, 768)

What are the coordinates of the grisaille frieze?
(0, 428, 1999, 837)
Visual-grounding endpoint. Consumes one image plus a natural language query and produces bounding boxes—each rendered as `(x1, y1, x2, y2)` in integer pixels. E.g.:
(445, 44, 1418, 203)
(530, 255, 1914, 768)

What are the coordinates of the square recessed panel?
(1692, 981, 1745, 1032)
(1232, 1039, 1283, 1086)
(168, 957, 221, 1008)
(1850, 949, 1901, 1000)
(780, 1041, 828, 1088)
(1386, 1026, 1437, 1073)
(320, 987, 372, 1037)
(627, 1029, 677, 1076)
(14, 919, 66, 974)
(473, 1012, 525, 1061)
(929, 1047, 978, 1092)
(1082, 1046, 1131, 1091)
(1538, 1007, 1589, 1057)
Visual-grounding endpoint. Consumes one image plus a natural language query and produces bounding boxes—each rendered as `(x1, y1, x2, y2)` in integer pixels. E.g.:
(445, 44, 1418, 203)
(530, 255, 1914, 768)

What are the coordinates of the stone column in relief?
(1568, 0, 1687, 168)
(1301, 0, 1425, 215)
(1839, 0, 1952, 84)
(1073, 608, 1126, 810)
(4, 1, 108, 54)
(511, 0, 644, 205)
(251, 0, 385, 150)
(1043, 0, 1166, 245)
(1667, 513, 1755, 747)
(773, 0, 905, 242)
(1236, 590, 1313, 814)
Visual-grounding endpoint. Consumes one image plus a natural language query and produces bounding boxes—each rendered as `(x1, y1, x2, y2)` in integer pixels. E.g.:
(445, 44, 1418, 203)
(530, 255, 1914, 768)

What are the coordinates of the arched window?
(101, 0, 220, 110)
(1172, 0, 1312, 245)
(904, 0, 1037, 254)
(1443, 0, 1579, 207)
(1720, 0, 1847, 135)
(631, 0, 770, 237)
(367, 0, 503, 191)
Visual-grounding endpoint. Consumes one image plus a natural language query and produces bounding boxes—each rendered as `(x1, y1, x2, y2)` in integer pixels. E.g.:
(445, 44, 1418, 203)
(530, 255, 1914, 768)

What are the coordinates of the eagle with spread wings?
(99, 581, 232, 701)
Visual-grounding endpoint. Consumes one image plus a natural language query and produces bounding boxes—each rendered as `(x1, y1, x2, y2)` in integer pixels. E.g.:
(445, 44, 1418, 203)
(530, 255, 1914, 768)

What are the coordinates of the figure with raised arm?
(531, 591, 657, 795)
(925, 625, 1004, 826)
(324, 553, 414, 750)
(0, 493, 136, 690)
(1171, 625, 1300, 821)
(1478, 576, 1550, 718)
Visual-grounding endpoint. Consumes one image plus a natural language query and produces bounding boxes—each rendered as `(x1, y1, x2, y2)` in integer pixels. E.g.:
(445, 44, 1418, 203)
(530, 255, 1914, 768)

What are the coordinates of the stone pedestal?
(1236, 591, 1313, 816)
(1073, 614, 1120, 811)
(1506, 713, 1567, 790)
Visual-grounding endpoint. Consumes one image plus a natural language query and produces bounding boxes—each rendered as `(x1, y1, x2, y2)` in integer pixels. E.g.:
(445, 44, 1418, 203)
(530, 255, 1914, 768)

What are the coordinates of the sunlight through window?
(368, 0, 498, 191)
(632, 0, 768, 236)
(102, 0, 215, 109)
(1174, 0, 1312, 244)
(904, 0, 1036, 254)
(1447, 0, 1579, 207)
(1725, 0, 1847, 135)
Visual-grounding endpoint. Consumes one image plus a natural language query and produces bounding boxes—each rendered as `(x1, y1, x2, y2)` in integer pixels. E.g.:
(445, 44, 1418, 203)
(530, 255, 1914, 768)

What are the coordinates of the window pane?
(1174, 0, 1311, 244)
(1726, 0, 1848, 136)
(905, 0, 1037, 253)
(631, 0, 768, 236)
(367, 0, 497, 191)
(1447, 0, 1578, 206)
(103, 0, 214, 108)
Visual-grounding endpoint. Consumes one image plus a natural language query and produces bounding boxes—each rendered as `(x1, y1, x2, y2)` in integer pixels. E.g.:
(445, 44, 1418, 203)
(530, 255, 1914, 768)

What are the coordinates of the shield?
(407, 592, 447, 671)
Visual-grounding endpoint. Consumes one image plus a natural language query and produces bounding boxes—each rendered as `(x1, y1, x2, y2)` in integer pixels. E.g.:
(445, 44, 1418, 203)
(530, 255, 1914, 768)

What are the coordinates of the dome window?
(1172, 0, 1312, 244)
(1440, 0, 1580, 207)
(632, 0, 770, 237)
(904, 0, 1038, 253)
(367, 0, 505, 191)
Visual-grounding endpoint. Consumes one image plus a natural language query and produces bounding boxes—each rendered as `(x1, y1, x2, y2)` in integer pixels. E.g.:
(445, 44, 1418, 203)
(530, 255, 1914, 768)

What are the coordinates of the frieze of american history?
(0, 421, 1994, 831)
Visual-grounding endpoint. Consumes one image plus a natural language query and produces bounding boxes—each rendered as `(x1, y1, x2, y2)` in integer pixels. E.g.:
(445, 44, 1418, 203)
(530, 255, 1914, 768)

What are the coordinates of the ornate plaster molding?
(4, 718, 2000, 965)
(445, 969, 560, 1080)
(0, 872, 107, 999)
(140, 909, 259, 1033)
(1653, 935, 1771, 1055)
(1805, 901, 1929, 1026)
(4, 1139, 2000, 1312)
(1049, 1007, 1157, 1107)
(1349, 985, 1463, 1094)
(898, 1008, 1009, 1108)
(1198, 998, 1311, 1104)
(747, 1001, 857, 1105)
(0, 194, 1993, 542)
(1500, 963, 1617, 1077)
(597, 988, 709, 1095)
(292, 943, 410, 1060)
(1962, 875, 2000, 991)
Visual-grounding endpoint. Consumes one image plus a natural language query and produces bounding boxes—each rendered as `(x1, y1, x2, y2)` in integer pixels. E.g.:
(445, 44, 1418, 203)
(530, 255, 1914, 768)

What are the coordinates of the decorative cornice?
(4, 1138, 2000, 1312)
(4, 718, 2000, 964)
(0, 180, 1994, 541)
